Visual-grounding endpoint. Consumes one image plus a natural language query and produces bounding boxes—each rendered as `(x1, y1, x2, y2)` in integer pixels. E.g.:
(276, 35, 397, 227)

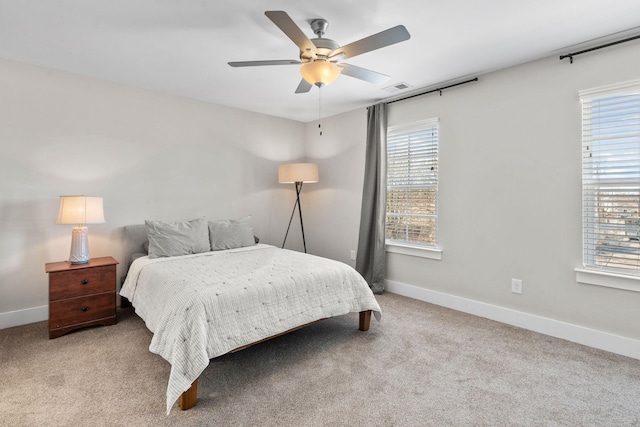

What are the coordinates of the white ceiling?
(1, 1, 639, 123)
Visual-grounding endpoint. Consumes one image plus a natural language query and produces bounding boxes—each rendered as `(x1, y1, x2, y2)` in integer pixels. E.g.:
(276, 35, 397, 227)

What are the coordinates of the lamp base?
(69, 226, 90, 264)
(281, 182, 308, 253)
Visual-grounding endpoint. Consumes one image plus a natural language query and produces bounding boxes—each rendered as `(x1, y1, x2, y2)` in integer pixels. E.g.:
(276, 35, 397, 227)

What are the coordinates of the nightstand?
(45, 256, 119, 339)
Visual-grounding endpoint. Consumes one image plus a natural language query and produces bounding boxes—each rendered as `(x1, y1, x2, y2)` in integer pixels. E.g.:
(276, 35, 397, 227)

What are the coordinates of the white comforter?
(120, 244, 381, 414)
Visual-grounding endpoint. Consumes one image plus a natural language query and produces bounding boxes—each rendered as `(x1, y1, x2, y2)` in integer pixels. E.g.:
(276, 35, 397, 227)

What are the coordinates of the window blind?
(386, 118, 439, 247)
(581, 80, 640, 273)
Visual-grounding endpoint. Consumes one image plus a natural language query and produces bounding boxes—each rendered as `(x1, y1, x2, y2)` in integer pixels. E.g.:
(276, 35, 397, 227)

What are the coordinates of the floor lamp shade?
(56, 196, 105, 264)
(278, 163, 319, 184)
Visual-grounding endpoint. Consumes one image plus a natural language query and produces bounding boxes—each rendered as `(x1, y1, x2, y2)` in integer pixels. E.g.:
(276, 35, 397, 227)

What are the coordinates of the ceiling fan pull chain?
(318, 85, 323, 136)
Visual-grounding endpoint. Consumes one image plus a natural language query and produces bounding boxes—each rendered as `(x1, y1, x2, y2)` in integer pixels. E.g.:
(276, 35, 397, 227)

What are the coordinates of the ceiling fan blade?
(265, 11, 317, 55)
(228, 60, 300, 67)
(295, 79, 313, 94)
(330, 25, 410, 59)
(339, 63, 390, 84)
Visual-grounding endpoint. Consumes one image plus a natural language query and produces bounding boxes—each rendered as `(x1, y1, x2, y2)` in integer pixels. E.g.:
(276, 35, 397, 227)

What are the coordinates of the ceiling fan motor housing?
(300, 37, 340, 63)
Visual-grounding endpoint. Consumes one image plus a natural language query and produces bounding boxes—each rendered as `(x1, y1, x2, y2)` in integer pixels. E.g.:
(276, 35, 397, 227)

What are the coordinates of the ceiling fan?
(228, 10, 411, 93)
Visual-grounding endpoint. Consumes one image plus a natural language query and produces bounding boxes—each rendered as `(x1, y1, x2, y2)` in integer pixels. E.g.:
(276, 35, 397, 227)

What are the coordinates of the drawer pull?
(81, 306, 89, 312)
(81, 279, 89, 285)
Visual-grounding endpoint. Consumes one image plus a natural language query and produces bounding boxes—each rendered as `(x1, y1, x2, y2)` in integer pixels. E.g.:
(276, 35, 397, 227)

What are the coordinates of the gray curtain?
(356, 103, 387, 294)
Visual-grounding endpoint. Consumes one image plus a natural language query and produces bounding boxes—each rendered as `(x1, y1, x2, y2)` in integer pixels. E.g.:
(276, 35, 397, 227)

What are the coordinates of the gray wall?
(304, 40, 640, 341)
(0, 57, 305, 325)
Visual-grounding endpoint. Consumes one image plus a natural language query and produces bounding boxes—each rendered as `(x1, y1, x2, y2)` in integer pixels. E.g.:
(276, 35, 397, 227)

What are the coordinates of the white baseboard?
(385, 279, 640, 361)
(0, 305, 48, 330)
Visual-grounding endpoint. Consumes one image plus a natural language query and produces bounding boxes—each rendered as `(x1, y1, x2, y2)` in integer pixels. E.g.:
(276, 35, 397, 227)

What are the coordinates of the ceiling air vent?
(382, 82, 413, 94)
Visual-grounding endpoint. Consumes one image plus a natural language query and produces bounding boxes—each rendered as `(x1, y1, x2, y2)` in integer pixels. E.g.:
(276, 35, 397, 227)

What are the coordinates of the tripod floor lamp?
(279, 163, 319, 253)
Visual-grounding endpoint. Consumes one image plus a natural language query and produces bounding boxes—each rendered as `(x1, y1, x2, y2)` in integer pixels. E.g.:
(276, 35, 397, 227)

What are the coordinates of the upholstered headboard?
(122, 224, 148, 276)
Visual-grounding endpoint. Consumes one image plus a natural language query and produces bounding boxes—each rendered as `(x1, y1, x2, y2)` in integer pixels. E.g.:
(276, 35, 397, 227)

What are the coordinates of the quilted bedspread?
(120, 244, 381, 414)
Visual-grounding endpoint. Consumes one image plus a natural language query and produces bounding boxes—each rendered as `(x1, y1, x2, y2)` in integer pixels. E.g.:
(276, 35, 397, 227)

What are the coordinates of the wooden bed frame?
(177, 310, 372, 410)
(121, 225, 374, 412)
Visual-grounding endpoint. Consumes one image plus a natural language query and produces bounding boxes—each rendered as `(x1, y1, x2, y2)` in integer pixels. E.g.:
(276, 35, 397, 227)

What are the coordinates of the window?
(581, 80, 640, 274)
(386, 118, 439, 247)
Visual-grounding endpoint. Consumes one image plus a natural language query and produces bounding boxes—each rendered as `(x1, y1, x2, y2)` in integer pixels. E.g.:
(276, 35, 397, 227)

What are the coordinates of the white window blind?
(581, 80, 640, 274)
(386, 118, 439, 247)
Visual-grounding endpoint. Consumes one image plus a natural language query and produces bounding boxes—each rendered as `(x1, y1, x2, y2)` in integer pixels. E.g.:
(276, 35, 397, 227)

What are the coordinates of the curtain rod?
(385, 77, 479, 105)
(560, 34, 640, 63)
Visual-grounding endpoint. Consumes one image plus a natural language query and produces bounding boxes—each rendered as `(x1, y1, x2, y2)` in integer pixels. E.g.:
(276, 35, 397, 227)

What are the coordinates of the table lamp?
(57, 196, 105, 264)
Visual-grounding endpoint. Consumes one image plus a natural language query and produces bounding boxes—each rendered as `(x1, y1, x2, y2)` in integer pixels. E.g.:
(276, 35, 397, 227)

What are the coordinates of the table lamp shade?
(278, 163, 319, 184)
(57, 196, 105, 264)
(57, 196, 105, 225)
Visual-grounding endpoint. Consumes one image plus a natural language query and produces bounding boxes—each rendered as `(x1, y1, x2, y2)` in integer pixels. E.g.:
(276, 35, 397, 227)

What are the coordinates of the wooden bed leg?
(178, 378, 198, 410)
(359, 310, 372, 331)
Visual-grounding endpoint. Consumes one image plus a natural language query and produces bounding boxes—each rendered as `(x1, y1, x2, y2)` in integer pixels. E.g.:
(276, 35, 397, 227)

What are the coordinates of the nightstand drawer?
(49, 265, 116, 300)
(49, 293, 116, 329)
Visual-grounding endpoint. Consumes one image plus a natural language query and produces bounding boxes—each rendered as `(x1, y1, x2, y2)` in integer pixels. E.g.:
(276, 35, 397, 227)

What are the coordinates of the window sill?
(386, 243, 442, 260)
(575, 268, 640, 293)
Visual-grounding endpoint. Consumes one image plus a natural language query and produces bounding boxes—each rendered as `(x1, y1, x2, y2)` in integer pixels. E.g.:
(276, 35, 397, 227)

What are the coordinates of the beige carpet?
(1, 293, 639, 426)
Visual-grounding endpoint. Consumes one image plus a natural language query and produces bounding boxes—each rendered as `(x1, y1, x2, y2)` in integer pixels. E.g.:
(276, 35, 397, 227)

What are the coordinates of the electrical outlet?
(511, 278, 523, 294)
(350, 250, 356, 260)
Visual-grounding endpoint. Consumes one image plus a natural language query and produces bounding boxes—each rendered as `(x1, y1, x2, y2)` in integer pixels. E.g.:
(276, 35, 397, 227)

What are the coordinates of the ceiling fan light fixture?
(300, 61, 341, 87)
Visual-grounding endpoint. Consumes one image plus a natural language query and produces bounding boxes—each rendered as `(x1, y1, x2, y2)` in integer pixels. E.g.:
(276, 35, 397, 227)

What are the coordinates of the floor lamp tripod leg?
(281, 182, 307, 253)
(282, 196, 299, 249)
(296, 182, 307, 253)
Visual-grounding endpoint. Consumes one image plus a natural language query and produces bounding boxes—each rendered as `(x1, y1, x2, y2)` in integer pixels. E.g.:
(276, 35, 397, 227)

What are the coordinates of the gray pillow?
(209, 216, 256, 250)
(145, 217, 210, 258)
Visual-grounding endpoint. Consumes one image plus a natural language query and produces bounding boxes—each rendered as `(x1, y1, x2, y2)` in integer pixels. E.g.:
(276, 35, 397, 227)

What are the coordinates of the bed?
(119, 219, 382, 414)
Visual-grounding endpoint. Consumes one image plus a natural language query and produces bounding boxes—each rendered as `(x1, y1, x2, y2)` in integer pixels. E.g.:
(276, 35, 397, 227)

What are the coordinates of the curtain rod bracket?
(559, 54, 574, 63)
